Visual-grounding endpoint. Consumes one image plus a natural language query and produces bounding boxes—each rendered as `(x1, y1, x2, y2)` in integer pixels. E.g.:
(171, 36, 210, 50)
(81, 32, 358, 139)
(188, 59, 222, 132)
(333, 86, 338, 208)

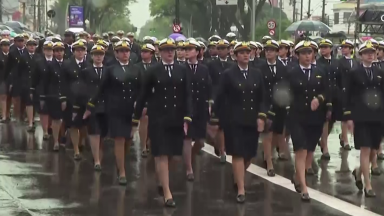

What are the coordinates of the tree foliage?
(51, 0, 136, 34)
(138, 17, 173, 40)
(149, 0, 292, 40)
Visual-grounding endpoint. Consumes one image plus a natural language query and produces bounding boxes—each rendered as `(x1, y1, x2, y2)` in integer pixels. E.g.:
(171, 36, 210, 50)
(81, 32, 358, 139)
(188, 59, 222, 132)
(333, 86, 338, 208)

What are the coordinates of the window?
(334, 13, 339, 25)
(343, 12, 352, 23)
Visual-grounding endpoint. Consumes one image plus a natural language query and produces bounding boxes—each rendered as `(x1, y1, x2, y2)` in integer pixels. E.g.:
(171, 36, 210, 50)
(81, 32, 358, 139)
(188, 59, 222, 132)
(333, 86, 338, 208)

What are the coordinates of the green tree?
(51, 0, 136, 34)
(149, 0, 268, 40)
(138, 17, 173, 40)
(253, 5, 292, 40)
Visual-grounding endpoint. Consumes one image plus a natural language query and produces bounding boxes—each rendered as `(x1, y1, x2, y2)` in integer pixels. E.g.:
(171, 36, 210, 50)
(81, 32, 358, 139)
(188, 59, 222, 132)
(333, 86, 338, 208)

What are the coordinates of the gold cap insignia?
(366, 41, 372, 48)
(321, 39, 326, 43)
(166, 39, 174, 45)
(303, 41, 311, 46)
(241, 42, 248, 47)
(47, 43, 52, 47)
(122, 42, 128, 47)
(266, 40, 272, 45)
(184, 42, 190, 46)
(79, 41, 84, 46)
(177, 42, 184, 46)
(96, 46, 102, 50)
(218, 40, 225, 45)
(342, 41, 346, 45)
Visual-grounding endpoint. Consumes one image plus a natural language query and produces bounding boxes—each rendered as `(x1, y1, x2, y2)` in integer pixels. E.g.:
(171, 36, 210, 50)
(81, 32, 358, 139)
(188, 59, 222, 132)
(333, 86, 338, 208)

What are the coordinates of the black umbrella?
(285, 20, 331, 33)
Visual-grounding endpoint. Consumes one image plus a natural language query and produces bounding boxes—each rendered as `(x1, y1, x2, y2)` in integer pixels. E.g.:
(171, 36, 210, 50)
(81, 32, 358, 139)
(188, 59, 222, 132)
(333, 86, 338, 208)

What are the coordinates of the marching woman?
(343, 41, 384, 197)
(183, 39, 212, 181)
(135, 43, 157, 157)
(132, 38, 192, 207)
(317, 39, 339, 161)
(175, 41, 186, 64)
(33, 41, 64, 149)
(61, 40, 90, 159)
(259, 39, 289, 176)
(208, 39, 232, 163)
(197, 41, 208, 65)
(288, 41, 330, 201)
(77, 45, 108, 170)
(85, 40, 142, 183)
(0, 39, 10, 122)
(337, 39, 358, 150)
(277, 40, 291, 67)
(210, 42, 268, 203)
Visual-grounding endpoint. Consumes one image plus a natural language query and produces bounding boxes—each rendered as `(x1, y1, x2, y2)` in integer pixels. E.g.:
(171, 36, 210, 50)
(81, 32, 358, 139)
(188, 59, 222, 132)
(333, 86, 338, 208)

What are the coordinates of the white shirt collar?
(162, 61, 174, 65)
(75, 59, 83, 64)
(311, 61, 316, 65)
(267, 60, 277, 65)
(93, 64, 103, 67)
(238, 65, 248, 71)
(323, 56, 331, 60)
(300, 64, 311, 70)
(177, 58, 185, 61)
(119, 61, 129, 66)
(278, 56, 288, 60)
(3, 52, 8, 55)
(363, 63, 372, 68)
(56, 58, 63, 62)
(187, 60, 198, 64)
(46, 57, 52, 61)
(219, 57, 227, 62)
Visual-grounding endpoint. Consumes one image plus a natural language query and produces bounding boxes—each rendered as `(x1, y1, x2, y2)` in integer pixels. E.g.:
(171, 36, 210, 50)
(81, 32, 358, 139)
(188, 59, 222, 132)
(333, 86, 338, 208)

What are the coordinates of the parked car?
(4, 21, 32, 34)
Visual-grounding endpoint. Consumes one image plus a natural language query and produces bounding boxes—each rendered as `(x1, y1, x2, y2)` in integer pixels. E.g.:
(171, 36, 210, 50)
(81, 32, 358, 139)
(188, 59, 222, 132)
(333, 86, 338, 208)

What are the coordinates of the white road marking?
(202, 144, 381, 216)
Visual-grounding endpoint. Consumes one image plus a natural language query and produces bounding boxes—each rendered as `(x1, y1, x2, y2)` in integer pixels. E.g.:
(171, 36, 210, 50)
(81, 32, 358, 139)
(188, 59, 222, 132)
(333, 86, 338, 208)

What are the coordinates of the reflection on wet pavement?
(0, 122, 381, 216)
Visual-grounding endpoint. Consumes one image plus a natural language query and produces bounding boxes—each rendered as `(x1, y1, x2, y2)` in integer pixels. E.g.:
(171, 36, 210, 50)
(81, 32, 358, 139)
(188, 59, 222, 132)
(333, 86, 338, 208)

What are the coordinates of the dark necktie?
(326, 59, 331, 65)
(165, 64, 173, 77)
(281, 59, 287, 65)
(156, 57, 161, 62)
(365, 67, 373, 80)
(96, 67, 102, 78)
(19, 49, 23, 55)
(303, 69, 311, 80)
(269, 64, 276, 74)
(78, 62, 82, 68)
(221, 61, 226, 68)
(58, 61, 62, 66)
(348, 59, 353, 68)
(144, 63, 150, 70)
(30, 54, 33, 59)
(372, 62, 378, 68)
(178, 60, 185, 65)
(241, 70, 248, 79)
(190, 64, 197, 73)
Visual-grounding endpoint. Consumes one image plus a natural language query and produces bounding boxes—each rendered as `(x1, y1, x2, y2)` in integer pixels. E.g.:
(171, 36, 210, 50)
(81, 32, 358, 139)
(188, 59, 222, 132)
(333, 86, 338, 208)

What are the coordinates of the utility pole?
(37, 0, 41, 32)
(292, 0, 296, 22)
(300, 0, 303, 20)
(175, 0, 180, 24)
(0, 0, 3, 22)
(279, 0, 282, 39)
(33, 0, 36, 31)
(354, 0, 360, 51)
(22, 2, 26, 24)
(307, 0, 311, 19)
(251, 0, 256, 40)
(321, 0, 326, 23)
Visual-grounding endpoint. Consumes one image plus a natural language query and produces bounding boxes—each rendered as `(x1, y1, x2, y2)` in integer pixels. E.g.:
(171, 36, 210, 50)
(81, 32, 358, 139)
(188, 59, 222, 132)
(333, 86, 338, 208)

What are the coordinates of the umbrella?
(285, 20, 331, 33)
(169, 33, 185, 41)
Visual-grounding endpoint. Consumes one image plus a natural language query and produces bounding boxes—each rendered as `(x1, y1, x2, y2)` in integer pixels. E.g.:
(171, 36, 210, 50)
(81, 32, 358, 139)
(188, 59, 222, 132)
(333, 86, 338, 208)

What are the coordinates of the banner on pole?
(68, 6, 84, 28)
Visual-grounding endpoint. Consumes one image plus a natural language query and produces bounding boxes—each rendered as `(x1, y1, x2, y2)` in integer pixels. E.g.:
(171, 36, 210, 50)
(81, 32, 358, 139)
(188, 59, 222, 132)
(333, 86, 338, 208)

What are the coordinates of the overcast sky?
(129, 0, 151, 33)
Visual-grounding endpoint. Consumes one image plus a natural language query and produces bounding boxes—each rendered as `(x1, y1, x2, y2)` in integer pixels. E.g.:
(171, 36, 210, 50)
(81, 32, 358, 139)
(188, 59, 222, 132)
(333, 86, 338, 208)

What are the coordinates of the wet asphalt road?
(0, 122, 383, 216)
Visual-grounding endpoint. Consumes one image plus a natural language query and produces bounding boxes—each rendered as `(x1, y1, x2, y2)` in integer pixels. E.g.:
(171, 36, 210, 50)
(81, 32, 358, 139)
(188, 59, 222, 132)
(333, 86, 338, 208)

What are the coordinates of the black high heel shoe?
(164, 198, 176, 207)
(352, 169, 363, 190)
(364, 188, 376, 197)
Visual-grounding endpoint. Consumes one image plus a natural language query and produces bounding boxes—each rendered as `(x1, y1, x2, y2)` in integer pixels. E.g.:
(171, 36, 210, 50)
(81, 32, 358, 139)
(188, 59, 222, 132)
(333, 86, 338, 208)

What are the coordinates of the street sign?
(269, 29, 275, 36)
(216, 0, 238, 5)
(267, 20, 276, 30)
(47, 9, 56, 18)
(173, 24, 181, 33)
